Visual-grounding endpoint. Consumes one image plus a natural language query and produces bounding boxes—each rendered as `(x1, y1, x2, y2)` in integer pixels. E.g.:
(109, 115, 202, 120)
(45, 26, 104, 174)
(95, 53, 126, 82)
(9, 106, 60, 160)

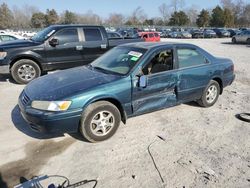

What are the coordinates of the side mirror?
(139, 75, 147, 88)
(49, 38, 59, 47)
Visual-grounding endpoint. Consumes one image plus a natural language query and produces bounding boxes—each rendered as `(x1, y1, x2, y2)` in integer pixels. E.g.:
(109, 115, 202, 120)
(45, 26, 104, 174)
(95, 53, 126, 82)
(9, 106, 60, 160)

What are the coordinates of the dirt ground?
(0, 38, 249, 188)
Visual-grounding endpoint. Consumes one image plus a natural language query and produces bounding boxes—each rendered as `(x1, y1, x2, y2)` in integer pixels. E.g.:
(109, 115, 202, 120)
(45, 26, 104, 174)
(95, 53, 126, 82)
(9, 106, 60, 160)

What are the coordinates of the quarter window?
(84, 28, 102, 41)
(54, 28, 79, 45)
(177, 48, 207, 68)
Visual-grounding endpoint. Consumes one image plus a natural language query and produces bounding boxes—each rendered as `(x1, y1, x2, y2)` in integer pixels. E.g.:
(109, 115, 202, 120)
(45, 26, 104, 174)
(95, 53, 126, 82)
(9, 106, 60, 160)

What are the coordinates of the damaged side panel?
(132, 71, 178, 115)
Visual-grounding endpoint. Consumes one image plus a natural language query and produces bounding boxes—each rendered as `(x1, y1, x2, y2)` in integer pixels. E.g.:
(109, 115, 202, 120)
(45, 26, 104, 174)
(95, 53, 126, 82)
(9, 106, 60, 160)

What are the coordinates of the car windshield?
(31, 27, 56, 42)
(91, 46, 147, 75)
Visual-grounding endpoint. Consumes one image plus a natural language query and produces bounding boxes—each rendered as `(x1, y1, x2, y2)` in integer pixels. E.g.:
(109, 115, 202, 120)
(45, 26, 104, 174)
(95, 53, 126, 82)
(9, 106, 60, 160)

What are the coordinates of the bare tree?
(106, 13, 124, 26)
(171, 0, 185, 12)
(12, 5, 39, 29)
(220, 0, 235, 10)
(158, 3, 170, 24)
(77, 10, 102, 25)
(185, 6, 199, 26)
(128, 6, 147, 25)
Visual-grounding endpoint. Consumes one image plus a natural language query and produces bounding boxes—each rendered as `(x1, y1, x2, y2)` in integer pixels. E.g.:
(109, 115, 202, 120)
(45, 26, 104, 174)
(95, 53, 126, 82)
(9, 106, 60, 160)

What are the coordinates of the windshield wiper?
(92, 66, 122, 75)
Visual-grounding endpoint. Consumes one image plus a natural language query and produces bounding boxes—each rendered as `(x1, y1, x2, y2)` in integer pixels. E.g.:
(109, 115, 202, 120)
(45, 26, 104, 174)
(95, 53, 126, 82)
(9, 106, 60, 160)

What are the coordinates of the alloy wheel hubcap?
(18, 64, 36, 81)
(206, 85, 218, 103)
(90, 111, 115, 136)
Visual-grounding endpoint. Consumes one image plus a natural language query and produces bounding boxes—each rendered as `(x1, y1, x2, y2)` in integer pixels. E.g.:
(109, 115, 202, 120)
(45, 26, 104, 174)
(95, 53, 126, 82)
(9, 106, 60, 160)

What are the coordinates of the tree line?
(0, 0, 249, 29)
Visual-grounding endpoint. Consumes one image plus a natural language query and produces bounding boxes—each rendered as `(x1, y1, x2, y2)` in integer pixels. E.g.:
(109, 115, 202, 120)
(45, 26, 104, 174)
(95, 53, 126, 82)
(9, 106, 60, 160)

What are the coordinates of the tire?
(11, 59, 41, 84)
(80, 101, 121, 142)
(247, 38, 250, 45)
(197, 80, 220, 107)
(232, 37, 236, 44)
(235, 113, 250, 123)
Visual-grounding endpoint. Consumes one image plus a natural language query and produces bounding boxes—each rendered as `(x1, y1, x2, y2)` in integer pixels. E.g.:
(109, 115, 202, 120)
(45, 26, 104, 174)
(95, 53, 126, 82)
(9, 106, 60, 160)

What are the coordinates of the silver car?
(232, 30, 250, 44)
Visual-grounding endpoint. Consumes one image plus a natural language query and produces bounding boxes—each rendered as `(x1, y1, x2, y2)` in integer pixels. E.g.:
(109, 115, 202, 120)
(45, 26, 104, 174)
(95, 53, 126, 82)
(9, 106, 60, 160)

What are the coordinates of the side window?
(83, 28, 102, 41)
(54, 28, 79, 45)
(1, 35, 16, 41)
(142, 49, 174, 75)
(177, 48, 207, 68)
(154, 33, 159, 37)
(143, 34, 148, 38)
(149, 33, 154, 38)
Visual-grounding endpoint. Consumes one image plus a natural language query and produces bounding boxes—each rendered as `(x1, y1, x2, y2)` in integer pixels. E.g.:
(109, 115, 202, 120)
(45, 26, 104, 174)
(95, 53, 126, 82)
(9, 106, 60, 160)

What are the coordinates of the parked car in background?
(213, 28, 230, 38)
(203, 30, 217, 38)
(0, 25, 144, 84)
(227, 29, 241, 37)
(139, 32, 160, 42)
(0, 33, 24, 42)
(232, 30, 250, 44)
(191, 30, 204, 38)
(107, 31, 123, 39)
(18, 42, 235, 142)
(180, 31, 192, 38)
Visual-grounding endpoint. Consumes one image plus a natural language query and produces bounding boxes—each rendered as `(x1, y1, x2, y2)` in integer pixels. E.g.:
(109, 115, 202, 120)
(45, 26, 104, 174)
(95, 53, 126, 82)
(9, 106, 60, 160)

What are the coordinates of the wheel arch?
(10, 56, 43, 71)
(212, 77, 223, 94)
(83, 97, 127, 124)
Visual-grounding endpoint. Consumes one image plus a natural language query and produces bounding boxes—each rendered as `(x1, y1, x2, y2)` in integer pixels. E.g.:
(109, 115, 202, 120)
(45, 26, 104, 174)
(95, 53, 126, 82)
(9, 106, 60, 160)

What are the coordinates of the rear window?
(177, 48, 206, 68)
(83, 28, 103, 41)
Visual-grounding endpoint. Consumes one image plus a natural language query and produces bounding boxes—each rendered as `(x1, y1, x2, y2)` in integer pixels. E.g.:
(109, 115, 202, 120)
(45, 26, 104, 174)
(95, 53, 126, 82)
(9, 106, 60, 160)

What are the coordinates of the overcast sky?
(2, 0, 249, 18)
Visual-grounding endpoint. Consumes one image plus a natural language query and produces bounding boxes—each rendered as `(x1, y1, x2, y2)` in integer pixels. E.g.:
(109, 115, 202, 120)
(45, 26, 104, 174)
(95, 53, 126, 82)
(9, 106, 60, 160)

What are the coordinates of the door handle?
(76, 45, 83, 50)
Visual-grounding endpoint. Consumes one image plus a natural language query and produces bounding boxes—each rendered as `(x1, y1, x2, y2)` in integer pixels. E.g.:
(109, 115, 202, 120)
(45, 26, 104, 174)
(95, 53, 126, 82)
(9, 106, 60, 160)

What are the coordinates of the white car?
(232, 30, 250, 44)
(0, 33, 24, 42)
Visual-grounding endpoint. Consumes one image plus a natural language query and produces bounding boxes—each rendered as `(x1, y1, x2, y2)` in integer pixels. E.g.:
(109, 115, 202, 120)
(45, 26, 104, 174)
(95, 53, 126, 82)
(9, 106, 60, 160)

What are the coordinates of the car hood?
(0, 39, 41, 49)
(24, 66, 121, 101)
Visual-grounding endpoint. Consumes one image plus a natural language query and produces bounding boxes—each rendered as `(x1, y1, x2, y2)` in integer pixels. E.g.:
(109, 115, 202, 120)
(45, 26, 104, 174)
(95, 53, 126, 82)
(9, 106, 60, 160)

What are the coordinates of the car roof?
(48, 24, 104, 30)
(120, 42, 198, 50)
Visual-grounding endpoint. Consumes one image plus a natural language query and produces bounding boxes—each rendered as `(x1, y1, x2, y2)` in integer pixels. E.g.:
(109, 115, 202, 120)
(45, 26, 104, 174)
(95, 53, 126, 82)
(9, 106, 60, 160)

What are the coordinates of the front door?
(132, 48, 177, 115)
(45, 27, 83, 70)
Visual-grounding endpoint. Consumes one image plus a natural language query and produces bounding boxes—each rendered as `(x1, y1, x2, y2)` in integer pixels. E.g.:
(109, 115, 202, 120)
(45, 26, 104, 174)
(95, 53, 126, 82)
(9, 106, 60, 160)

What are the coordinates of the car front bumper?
(0, 64, 10, 74)
(18, 97, 82, 134)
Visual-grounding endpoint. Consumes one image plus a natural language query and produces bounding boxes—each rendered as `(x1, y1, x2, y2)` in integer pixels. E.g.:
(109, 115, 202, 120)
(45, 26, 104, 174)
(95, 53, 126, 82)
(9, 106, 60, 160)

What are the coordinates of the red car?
(139, 32, 160, 42)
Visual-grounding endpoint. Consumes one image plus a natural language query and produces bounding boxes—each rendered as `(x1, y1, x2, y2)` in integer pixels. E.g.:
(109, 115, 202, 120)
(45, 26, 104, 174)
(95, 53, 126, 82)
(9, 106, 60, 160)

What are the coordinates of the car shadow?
(68, 132, 90, 142)
(221, 42, 249, 46)
(11, 105, 65, 139)
(184, 101, 201, 108)
(0, 74, 16, 84)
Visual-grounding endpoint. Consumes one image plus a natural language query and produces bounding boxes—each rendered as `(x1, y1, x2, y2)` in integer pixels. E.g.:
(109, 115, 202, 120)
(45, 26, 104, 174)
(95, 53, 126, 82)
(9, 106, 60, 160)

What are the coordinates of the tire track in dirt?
(0, 138, 75, 187)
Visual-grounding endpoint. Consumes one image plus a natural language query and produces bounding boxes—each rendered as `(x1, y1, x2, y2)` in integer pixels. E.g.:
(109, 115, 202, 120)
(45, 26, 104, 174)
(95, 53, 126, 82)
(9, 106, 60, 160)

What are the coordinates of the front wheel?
(11, 59, 41, 84)
(80, 101, 121, 142)
(232, 37, 236, 44)
(247, 38, 250, 45)
(197, 80, 220, 107)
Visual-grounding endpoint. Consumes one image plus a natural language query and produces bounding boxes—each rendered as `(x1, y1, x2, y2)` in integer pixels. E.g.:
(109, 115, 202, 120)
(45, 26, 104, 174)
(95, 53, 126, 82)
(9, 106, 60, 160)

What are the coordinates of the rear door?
(132, 48, 177, 115)
(45, 27, 83, 69)
(81, 27, 108, 64)
(176, 46, 212, 103)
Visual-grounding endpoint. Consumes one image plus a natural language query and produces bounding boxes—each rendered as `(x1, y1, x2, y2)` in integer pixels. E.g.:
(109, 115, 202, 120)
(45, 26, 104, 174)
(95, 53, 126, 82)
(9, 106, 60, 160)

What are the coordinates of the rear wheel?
(247, 38, 250, 45)
(197, 80, 220, 107)
(80, 101, 121, 142)
(11, 59, 41, 84)
(232, 37, 236, 44)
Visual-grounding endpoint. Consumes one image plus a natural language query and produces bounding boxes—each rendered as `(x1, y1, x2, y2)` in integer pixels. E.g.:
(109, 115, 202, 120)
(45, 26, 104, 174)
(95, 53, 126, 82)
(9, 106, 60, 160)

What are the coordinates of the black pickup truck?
(0, 25, 144, 84)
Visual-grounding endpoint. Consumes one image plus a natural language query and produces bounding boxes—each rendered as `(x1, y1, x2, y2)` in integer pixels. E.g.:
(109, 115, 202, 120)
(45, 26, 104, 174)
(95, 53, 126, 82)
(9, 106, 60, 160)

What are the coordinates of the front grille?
(22, 91, 30, 105)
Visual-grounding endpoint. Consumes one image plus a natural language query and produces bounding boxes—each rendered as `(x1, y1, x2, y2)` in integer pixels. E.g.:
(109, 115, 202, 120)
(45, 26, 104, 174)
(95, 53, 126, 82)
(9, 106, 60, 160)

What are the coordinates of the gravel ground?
(0, 38, 249, 188)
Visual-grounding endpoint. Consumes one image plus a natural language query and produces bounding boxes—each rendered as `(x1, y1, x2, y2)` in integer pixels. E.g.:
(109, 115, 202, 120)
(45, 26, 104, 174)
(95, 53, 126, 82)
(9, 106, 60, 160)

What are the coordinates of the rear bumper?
(223, 74, 235, 87)
(18, 98, 82, 133)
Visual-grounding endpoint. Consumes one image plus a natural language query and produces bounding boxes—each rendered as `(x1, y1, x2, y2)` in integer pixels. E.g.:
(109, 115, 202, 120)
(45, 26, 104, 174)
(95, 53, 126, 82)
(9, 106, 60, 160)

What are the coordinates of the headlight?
(31, 101, 72, 111)
(0, 52, 7, 59)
